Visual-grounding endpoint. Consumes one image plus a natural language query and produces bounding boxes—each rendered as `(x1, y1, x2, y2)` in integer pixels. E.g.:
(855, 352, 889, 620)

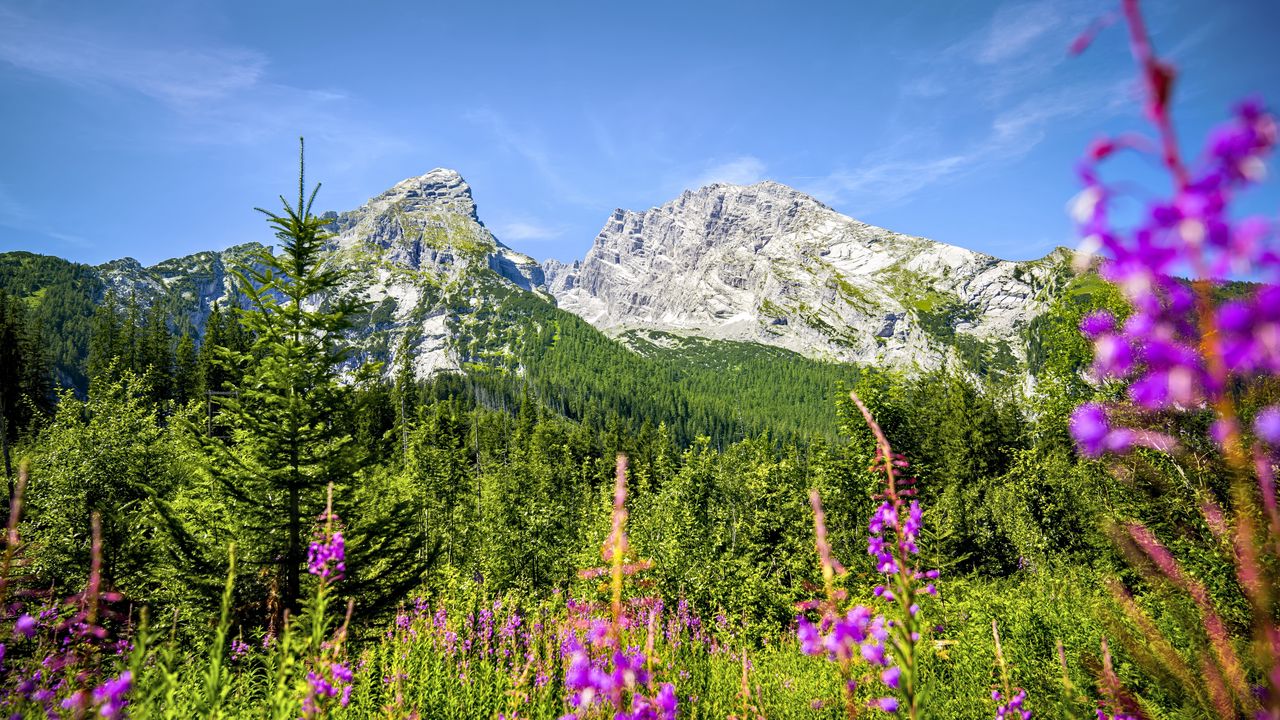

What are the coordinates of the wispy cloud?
(0, 182, 90, 250)
(805, 0, 1124, 215)
(689, 156, 767, 188)
(465, 108, 595, 206)
(493, 219, 565, 242)
(805, 154, 969, 212)
(976, 2, 1062, 65)
(0, 5, 403, 157)
(0, 6, 265, 108)
(806, 77, 1130, 215)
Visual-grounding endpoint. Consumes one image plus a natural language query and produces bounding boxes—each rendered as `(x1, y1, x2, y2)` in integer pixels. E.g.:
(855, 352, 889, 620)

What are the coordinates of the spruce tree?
(86, 297, 122, 387)
(139, 305, 174, 404)
(0, 291, 49, 500)
(199, 139, 366, 616)
(173, 332, 198, 405)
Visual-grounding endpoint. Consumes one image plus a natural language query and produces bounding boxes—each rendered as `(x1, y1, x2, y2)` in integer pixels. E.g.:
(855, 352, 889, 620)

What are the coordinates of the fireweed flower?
(303, 661, 355, 717)
(1072, 94, 1278, 427)
(1068, 3, 1280, 718)
(1070, 403, 1131, 458)
(560, 456, 680, 720)
(230, 638, 250, 662)
(1255, 406, 1280, 446)
(993, 689, 1031, 720)
(91, 671, 131, 720)
(307, 521, 345, 581)
(799, 402, 936, 718)
(13, 613, 35, 639)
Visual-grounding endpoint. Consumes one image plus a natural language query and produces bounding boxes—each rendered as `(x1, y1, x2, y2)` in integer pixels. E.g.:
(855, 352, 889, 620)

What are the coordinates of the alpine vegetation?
(0, 1, 1276, 719)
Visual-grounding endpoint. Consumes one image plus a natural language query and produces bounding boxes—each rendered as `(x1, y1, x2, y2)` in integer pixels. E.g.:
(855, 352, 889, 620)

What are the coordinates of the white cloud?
(804, 153, 970, 212)
(0, 5, 403, 158)
(800, 0, 1127, 216)
(690, 156, 767, 188)
(0, 6, 263, 109)
(976, 1, 1062, 65)
(807, 79, 1130, 215)
(493, 219, 564, 242)
(465, 108, 594, 206)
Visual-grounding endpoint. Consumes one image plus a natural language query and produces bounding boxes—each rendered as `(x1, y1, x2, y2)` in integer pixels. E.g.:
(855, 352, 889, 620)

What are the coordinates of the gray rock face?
(97, 169, 548, 380)
(86, 170, 1070, 385)
(543, 181, 1068, 372)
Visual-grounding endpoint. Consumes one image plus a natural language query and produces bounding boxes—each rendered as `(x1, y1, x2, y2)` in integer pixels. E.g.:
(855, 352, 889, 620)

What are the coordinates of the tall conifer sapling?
(200, 138, 365, 617)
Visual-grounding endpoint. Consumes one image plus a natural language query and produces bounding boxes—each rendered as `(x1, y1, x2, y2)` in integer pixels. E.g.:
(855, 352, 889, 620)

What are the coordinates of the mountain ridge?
(540, 178, 1069, 373)
(1, 169, 1074, 390)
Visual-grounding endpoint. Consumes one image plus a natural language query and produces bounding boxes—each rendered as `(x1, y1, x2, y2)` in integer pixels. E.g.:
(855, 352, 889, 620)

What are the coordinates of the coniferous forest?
(1, 2, 1280, 719)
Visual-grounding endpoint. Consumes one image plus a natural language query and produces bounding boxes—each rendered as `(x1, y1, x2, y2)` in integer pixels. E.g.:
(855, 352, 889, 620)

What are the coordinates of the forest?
(0, 3, 1278, 719)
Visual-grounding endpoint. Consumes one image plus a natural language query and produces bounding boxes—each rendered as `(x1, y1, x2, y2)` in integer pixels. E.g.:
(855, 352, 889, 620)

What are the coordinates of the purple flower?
(1092, 334, 1135, 377)
(1080, 310, 1117, 338)
(1255, 406, 1280, 445)
(92, 671, 131, 720)
(654, 682, 678, 720)
(860, 641, 888, 666)
(13, 614, 35, 639)
(1069, 403, 1133, 457)
(994, 688, 1030, 720)
(307, 527, 346, 581)
(881, 665, 901, 689)
(904, 501, 922, 541)
(874, 696, 899, 713)
(797, 617, 823, 656)
(230, 638, 250, 661)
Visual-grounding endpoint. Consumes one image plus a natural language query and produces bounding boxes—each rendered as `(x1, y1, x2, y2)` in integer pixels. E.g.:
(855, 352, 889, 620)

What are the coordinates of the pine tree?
(86, 297, 122, 387)
(139, 305, 174, 405)
(0, 291, 50, 500)
(391, 333, 417, 461)
(121, 294, 143, 374)
(173, 332, 198, 405)
(197, 302, 226, 395)
(199, 139, 367, 616)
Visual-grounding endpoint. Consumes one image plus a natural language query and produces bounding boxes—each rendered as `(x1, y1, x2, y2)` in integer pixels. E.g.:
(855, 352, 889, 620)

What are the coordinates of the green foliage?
(4, 242, 1256, 720)
(0, 289, 51, 489)
(459, 286, 860, 448)
(0, 251, 101, 390)
(24, 375, 187, 602)
(192, 141, 419, 619)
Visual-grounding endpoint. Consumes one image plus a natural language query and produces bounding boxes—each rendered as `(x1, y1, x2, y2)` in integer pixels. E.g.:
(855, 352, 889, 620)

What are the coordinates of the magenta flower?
(13, 614, 35, 639)
(1255, 406, 1280, 445)
(230, 638, 250, 661)
(1080, 310, 1117, 338)
(860, 641, 888, 667)
(1069, 403, 1137, 457)
(1071, 91, 1278, 456)
(994, 688, 1031, 720)
(91, 671, 131, 720)
(654, 682, 678, 720)
(307, 528, 345, 581)
(874, 696, 899, 712)
(797, 617, 823, 656)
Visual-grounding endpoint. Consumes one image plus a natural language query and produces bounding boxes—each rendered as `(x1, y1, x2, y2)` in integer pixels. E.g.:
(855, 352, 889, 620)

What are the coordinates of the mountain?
(84, 169, 548, 380)
(0, 170, 1080, 443)
(543, 181, 1070, 375)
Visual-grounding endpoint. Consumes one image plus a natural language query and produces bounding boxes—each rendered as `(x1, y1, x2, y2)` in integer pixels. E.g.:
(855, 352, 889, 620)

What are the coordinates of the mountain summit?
(543, 180, 1067, 372)
(4, 172, 1073, 389)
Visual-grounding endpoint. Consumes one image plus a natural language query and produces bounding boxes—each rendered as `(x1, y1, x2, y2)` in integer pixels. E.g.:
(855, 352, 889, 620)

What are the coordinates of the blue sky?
(1, 0, 1278, 267)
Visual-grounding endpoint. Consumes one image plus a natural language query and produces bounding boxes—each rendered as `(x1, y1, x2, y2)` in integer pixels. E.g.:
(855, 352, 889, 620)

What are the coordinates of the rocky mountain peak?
(544, 178, 1067, 372)
(590, 179, 838, 259)
(358, 168, 480, 224)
